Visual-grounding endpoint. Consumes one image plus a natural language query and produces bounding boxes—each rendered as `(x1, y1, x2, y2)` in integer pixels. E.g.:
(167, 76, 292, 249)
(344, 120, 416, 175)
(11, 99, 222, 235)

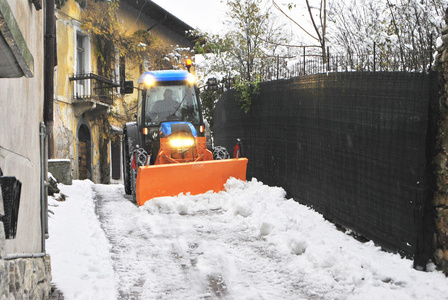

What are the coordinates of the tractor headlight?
(169, 137, 195, 149)
(142, 74, 156, 87)
(187, 73, 196, 85)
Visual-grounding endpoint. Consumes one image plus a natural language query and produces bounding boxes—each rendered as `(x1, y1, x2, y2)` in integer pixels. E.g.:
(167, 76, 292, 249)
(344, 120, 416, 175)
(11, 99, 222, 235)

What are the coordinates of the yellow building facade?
(53, 0, 195, 183)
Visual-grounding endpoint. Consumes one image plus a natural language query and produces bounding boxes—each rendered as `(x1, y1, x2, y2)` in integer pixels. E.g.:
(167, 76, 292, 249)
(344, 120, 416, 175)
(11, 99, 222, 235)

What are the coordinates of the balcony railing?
(69, 73, 119, 105)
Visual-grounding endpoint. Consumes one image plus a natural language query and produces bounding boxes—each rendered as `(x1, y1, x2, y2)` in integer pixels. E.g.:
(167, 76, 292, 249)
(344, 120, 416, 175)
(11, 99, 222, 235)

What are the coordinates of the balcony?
(69, 73, 119, 117)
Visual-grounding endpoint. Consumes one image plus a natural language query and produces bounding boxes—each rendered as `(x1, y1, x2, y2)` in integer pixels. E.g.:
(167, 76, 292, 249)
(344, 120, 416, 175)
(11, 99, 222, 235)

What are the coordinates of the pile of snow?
(47, 181, 118, 300)
(48, 179, 448, 299)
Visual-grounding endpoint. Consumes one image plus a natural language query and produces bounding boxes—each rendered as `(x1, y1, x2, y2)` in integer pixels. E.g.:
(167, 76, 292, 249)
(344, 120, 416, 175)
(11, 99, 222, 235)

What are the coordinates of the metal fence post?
(373, 42, 376, 72)
(303, 47, 306, 75)
(428, 33, 433, 72)
(277, 55, 279, 80)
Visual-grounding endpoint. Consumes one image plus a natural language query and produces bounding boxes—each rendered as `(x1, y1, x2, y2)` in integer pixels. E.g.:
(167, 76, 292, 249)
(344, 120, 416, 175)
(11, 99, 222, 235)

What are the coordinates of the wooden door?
(79, 141, 87, 179)
(111, 140, 121, 180)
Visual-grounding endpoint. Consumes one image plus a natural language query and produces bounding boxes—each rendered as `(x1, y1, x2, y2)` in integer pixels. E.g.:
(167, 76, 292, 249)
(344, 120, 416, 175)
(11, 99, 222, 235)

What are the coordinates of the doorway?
(78, 124, 91, 180)
(111, 139, 121, 180)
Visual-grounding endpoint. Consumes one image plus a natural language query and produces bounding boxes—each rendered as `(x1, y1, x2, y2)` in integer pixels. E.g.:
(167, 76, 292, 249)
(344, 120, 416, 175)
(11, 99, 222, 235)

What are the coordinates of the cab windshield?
(144, 84, 200, 126)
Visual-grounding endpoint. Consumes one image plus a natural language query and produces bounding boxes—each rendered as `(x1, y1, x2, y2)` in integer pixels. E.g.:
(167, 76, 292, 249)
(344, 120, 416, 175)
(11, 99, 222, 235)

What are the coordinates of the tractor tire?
(130, 168, 137, 204)
(122, 122, 138, 196)
(122, 130, 132, 195)
(213, 146, 230, 160)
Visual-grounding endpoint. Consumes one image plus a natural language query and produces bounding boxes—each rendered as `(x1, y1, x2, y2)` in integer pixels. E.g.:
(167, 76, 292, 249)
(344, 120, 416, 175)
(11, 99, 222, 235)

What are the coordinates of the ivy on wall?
(56, 0, 88, 9)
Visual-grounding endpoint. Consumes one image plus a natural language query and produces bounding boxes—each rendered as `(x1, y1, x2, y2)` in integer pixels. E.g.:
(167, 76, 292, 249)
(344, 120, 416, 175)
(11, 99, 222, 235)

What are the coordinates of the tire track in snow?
(92, 184, 314, 299)
(93, 184, 211, 299)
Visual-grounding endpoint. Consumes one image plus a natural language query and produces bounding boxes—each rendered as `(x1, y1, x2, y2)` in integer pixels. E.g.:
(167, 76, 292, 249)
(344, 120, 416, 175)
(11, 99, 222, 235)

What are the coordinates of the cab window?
(144, 85, 200, 126)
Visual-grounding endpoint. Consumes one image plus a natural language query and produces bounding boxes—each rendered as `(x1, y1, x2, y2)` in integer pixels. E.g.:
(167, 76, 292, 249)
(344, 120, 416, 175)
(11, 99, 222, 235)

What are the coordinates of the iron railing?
(69, 73, 119, 105)
(255, 40, 434, 82)
(256, 53, 434, 82)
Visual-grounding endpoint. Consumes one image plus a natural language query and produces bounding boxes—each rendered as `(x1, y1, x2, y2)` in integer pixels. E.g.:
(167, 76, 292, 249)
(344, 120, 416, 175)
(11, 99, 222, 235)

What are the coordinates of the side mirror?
(123, 81, 134, 94)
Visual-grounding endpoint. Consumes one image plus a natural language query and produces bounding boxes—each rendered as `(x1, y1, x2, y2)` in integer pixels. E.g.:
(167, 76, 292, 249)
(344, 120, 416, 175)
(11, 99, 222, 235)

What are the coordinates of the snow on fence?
(213, 71, 439, 269)
(258, 42, 434, 82)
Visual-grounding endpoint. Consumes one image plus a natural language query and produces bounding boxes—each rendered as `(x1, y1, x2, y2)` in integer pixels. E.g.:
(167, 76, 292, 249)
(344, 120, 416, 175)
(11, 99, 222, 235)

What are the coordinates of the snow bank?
(47, 180, 118, 300)
(48, 178, 448, 299)
(141, 178, 448, 299)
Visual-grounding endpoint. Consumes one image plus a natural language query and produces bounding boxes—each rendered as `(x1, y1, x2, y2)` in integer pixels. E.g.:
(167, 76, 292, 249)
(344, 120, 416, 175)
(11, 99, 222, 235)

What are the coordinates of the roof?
(120, 0, 195, 39)
(137, 70, 192, 84)
(160, 121, 197, 137)
(0, 0, 34, 78)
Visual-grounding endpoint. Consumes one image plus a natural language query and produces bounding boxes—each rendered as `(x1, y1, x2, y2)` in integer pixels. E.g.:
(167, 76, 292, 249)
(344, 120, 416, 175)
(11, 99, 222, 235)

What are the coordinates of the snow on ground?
(48, 179, 448, 300)
(47, 181, 118, 300)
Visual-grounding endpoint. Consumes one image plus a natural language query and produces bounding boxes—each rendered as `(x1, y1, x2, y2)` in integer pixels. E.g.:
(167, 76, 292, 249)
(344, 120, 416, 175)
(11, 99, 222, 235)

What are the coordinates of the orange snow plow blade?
(135, 158, 248, 206)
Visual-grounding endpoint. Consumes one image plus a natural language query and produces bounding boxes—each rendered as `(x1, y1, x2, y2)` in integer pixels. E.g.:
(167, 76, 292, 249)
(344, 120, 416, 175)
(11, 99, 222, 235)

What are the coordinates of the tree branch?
(305, 0, 322, 42)
(272, 0, 318, 41)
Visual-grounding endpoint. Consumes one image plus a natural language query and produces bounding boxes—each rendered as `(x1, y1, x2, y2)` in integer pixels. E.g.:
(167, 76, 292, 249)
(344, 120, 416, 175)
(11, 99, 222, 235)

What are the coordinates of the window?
(73, 28, 91, 98)
(144, 85, 200, 126)
(76, 32, 85, 75)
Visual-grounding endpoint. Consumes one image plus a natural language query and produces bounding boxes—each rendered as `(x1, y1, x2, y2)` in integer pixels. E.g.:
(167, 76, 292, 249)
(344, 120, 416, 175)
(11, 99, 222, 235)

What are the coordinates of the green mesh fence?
(214, 72, 438, 266)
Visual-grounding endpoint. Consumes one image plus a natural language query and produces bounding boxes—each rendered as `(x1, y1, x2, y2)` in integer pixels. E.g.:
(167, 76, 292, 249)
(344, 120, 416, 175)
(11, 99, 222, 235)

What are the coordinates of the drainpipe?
(40, 122, 48, 252)
(3, 252, 47, 260)
(44, 0, 55, 158)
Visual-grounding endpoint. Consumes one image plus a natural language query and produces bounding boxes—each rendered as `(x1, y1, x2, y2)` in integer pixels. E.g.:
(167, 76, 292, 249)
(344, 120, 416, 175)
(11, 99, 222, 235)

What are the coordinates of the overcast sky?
(152, 0, 228, 34)
(151, 0, 318, 45)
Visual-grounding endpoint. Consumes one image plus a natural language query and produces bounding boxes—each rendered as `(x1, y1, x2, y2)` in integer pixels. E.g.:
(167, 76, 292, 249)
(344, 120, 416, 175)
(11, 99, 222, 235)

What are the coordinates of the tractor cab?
(137, 70, 202, 127)
(134, 70, 207, 162)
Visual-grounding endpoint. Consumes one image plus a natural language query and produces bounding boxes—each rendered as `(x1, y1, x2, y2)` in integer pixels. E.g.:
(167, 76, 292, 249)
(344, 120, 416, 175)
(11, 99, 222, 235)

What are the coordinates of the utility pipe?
(3, 252, 46, 260)
(44, 0, 55, 157)
(40, 122, 48, 252)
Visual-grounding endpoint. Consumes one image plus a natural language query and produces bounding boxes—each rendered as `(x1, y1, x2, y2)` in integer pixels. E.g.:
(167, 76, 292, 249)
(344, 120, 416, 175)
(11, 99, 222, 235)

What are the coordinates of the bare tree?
(195, 0, 288, 112)
(274, 0, 328, 62)
(328, 0, 445, 71)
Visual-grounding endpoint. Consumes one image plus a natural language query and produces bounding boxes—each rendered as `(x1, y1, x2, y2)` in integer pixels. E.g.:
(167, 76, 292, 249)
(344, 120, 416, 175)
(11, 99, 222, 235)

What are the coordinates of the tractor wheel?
(130, 168, 137, 204)
(213, 146, 230, 160)
(122, 131, 132, 195)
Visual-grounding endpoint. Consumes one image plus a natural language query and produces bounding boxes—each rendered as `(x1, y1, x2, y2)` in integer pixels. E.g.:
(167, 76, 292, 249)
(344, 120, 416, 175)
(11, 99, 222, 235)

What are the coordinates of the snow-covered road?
(48, 179, 448, 300)
(93, 183, 311, 299)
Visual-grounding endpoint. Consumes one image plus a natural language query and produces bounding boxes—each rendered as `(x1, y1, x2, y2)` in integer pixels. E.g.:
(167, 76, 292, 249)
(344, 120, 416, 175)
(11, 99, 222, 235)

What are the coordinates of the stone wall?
(0, 255, 52, 299)
(433, 22, 448, 273)
(1, 198, 52, 299)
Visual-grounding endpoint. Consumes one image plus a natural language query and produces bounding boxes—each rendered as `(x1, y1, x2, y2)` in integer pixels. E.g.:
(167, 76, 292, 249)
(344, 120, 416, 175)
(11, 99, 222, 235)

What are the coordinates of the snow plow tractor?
(122, 70, 248, 206)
